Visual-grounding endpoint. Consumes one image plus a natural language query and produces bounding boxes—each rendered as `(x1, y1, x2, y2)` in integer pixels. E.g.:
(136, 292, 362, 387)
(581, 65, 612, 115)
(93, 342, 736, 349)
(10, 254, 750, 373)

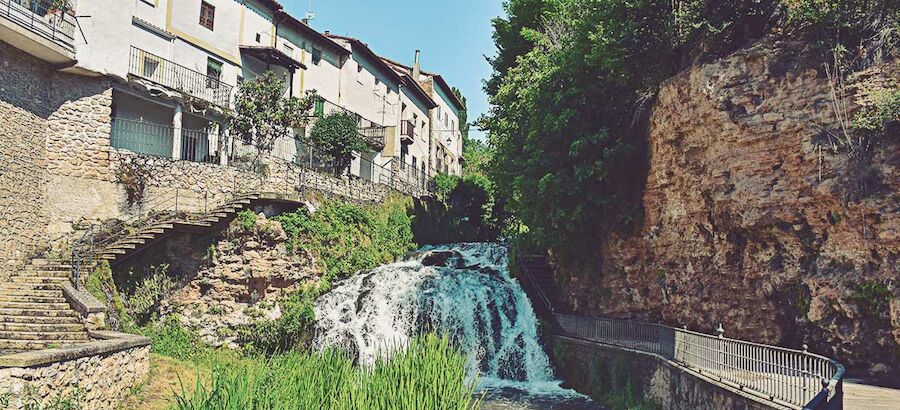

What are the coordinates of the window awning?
(240, 46, 306, 72)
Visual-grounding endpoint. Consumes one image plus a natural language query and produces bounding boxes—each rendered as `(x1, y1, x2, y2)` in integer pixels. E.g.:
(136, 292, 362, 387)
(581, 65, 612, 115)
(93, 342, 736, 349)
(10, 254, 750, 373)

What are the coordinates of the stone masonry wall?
(0, 345, 150, 410)
(0, 41, 52, 277)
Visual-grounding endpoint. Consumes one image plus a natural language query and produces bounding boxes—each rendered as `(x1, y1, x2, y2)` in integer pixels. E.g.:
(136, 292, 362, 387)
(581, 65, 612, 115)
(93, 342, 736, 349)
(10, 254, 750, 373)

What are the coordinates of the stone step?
(109, 243, 138, 250)
(0, 301, 72, 310)
(0, 339, 87, 350)
(12, 270, 70, 278)
(9, 276, 68, 284)
(0, 283, 63, 291)
(0, 331, 89, 341)
(0, 322, 85, 332)
(29, 258, 71, 266)
(0, 308, 76, 317)
(0, 295, 67, 304)
(0, 314, 81, 325)
(1, 289, 64, 298)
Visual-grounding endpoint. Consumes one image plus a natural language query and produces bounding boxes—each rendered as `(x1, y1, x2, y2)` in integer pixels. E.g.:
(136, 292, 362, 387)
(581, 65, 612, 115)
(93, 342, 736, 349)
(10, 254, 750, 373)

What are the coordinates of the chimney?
(412, 50, 421, 80)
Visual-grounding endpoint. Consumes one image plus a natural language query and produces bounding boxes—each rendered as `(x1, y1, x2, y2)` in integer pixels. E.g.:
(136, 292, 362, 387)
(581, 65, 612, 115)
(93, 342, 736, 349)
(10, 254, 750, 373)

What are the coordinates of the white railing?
(0, 0, 76, 50)
(555, 314, 844, 409)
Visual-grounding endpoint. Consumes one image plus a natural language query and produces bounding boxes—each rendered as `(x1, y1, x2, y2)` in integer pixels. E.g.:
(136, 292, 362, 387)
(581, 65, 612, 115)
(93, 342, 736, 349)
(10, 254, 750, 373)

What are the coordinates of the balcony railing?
(111, 117, 219, 164)
(0, 0, 76, 50)
(400, 120, 415, 144)
(311, 97, 387, 151)
(128, 47, 233, 108)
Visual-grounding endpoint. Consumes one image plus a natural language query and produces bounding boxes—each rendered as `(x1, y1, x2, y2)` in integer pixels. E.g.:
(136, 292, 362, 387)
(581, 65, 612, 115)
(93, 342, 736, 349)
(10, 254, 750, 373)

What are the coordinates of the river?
(314, 243, 601, 409)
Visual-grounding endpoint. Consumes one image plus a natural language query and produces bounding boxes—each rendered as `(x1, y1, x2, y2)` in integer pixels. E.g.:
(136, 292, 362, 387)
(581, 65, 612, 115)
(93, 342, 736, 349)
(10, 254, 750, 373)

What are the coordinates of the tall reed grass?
(173, 334, 482, 409)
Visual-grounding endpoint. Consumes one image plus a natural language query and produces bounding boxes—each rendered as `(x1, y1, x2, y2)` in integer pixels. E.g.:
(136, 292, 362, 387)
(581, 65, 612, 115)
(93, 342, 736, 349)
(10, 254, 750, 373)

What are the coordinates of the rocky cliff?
(559, 37, 899, 377)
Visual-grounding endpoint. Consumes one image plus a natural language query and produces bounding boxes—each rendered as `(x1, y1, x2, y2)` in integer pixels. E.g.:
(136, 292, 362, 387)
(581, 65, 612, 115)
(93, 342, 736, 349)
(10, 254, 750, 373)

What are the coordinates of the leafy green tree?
(229, 70, 316, 156)
(307, 111, 369, 174)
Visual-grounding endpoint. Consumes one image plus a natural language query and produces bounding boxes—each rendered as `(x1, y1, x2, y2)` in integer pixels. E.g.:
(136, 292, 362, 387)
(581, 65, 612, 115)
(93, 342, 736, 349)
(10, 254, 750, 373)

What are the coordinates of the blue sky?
(282, 0, 504, 141)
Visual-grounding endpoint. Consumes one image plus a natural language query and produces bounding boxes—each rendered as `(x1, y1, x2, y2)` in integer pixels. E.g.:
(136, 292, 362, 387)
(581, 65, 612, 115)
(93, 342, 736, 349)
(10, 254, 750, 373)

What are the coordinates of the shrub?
(850, 280, 893, 318)
(138, 316, 211, 362)
(307, 111, 369, 174)
(237, 285, 322, 355)
(433, 172, 460, 202)
(274, 196, 414, 280)
(235, 210, 258, 231)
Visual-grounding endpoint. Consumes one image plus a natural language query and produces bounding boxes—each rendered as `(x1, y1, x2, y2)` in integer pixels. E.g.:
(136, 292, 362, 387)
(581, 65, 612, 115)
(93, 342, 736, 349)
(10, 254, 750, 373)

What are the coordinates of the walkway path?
(843, 379, 900, 409)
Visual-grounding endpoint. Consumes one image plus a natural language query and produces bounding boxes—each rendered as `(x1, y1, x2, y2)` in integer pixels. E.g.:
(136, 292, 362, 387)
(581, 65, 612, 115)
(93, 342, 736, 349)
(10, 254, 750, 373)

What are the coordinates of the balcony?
(111, 117, 220, 164)
(400, 120, 415, 145)
(128, 47, 233, 108)
(0, 0, 76, 63)
(359, 126, 386, 151)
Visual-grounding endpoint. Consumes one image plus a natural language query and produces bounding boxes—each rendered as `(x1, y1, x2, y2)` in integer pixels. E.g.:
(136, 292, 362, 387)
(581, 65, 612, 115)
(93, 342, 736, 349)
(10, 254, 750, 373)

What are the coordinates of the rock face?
(560, 37, 899, 377)
(164, 214, 319, 347)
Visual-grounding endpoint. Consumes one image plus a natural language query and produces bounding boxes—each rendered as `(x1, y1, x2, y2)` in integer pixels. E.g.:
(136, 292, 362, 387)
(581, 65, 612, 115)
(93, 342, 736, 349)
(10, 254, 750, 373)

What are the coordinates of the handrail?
(553, 314, 844, 409)
(128, 47, 233, 108)
(69, 225, 93, 288)
(516, 253, 555, 314)
(0, 0, 76, 50)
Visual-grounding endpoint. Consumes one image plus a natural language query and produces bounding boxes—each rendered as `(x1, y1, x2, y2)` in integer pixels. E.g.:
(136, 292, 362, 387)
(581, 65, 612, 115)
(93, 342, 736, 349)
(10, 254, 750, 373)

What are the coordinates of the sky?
(281, 0, 504, 141)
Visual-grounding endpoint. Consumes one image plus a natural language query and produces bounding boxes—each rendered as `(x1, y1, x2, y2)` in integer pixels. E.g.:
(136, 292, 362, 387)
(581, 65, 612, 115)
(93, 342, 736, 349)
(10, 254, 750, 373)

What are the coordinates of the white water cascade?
(314, 243, 558, 388)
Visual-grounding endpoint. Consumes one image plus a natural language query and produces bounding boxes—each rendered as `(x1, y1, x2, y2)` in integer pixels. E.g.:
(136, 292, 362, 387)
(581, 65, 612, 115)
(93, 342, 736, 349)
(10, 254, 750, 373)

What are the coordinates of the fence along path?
(518, 255, 845, 410)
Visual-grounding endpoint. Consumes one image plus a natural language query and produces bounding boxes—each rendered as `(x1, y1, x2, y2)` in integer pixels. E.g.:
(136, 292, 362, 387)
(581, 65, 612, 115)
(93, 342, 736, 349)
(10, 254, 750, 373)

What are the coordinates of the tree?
(307, 111, 368, 174)
(229, 71, 316, 158)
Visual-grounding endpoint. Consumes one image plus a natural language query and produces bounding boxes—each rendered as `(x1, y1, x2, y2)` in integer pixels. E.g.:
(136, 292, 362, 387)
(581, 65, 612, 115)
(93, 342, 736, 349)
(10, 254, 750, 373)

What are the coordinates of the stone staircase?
(96, 193, 265, 265)
(0, 260, 90, 352)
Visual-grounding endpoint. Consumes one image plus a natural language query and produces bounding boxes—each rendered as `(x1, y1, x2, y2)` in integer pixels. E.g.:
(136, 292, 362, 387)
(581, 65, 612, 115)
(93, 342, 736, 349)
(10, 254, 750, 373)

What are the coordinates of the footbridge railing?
(518, 256, 844, 410)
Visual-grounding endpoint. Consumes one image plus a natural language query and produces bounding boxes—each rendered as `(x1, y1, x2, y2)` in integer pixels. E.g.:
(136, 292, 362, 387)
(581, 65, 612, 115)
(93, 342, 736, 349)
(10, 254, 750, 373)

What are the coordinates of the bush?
(850, 280, 893, 318)
(138, 316, 211, 362)
(307, 111, 369, 173)
(237, 285, 322, 355)
(173, 334, 481, 410)
(274, 196, 414, 280)
(235, 209, 258, 231)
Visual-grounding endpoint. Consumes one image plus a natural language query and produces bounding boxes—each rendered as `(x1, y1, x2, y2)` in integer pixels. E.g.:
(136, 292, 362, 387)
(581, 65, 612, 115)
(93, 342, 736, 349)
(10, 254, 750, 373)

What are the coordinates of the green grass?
(172, 334, 481, 410)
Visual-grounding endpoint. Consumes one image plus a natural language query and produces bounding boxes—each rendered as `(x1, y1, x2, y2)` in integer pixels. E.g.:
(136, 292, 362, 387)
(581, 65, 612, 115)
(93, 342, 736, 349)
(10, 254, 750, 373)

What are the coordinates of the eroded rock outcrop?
(163, 213, 319, 347)
(560, 37, 899, 376)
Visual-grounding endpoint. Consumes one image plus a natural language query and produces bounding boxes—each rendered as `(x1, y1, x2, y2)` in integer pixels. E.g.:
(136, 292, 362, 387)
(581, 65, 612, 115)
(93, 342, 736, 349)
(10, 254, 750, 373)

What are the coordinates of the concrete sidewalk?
(843, 379, 900, 409)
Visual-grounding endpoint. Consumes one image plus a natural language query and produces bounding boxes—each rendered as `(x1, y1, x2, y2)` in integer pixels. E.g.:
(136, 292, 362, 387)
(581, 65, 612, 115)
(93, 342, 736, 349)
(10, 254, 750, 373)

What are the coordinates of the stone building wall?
(0, 41, 53, 276)
(0, 342, 150, 410)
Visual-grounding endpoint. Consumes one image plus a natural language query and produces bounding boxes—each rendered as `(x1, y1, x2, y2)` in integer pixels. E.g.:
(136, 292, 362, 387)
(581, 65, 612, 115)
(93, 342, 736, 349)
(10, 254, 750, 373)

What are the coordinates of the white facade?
(62, 0, 461, 182)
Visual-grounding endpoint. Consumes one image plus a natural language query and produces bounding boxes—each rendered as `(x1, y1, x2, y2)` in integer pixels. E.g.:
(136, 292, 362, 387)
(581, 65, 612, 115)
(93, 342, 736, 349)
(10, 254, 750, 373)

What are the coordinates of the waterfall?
(314, 243, 559, 389)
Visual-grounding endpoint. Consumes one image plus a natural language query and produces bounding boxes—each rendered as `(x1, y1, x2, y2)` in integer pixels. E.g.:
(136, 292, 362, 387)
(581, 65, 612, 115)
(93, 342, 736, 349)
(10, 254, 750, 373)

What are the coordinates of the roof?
(326, 34, 437, 110)
(240, 46, 306, 71)
(377, 56, 465, 112)
(325, 34, 404, 85)
(276, 13, 350, 58)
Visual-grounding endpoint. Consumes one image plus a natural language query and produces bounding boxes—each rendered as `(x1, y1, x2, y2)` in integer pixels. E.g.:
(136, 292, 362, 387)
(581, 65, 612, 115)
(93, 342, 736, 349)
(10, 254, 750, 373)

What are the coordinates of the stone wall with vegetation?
(551, 336, 773, 410)
(0, 342, 150, 410)
(560, 39, 899, 377)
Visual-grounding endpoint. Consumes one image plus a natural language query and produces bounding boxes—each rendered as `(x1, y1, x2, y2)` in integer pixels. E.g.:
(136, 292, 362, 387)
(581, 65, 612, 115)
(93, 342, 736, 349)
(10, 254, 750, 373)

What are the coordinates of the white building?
(2, 0, 462, 185)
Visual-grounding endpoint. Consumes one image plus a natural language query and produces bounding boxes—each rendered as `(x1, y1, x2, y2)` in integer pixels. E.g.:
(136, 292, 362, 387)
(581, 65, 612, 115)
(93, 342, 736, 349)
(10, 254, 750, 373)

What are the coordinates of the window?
(255, 33, 261, 43)
(142, 56, 160, 79)
(412, 156, 417, 171)
(400, 145, 408, 169)
(199, 1, 215, 30)
(311, 47, 322, 65)
(206, 58, 222, 88)
(314, 99, 325, 116)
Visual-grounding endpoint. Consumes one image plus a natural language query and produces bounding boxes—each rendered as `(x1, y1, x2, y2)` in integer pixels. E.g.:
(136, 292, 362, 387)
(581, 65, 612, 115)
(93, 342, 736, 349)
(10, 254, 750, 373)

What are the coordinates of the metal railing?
(400, 120, 415, 139)
(111, 117, 220, 164)
(555, 315, 844, 409)
(0, 0, 76, 50)
(517, 256, 844, 409)
(128, 47, 233, 108)
(70, 225, 93, 288)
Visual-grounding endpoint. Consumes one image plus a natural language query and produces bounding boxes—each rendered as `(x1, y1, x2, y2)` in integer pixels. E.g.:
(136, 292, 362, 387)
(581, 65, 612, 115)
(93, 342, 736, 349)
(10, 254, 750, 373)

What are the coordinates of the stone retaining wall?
(550, 335, 779, 410)
(0, 332, 150, 410)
